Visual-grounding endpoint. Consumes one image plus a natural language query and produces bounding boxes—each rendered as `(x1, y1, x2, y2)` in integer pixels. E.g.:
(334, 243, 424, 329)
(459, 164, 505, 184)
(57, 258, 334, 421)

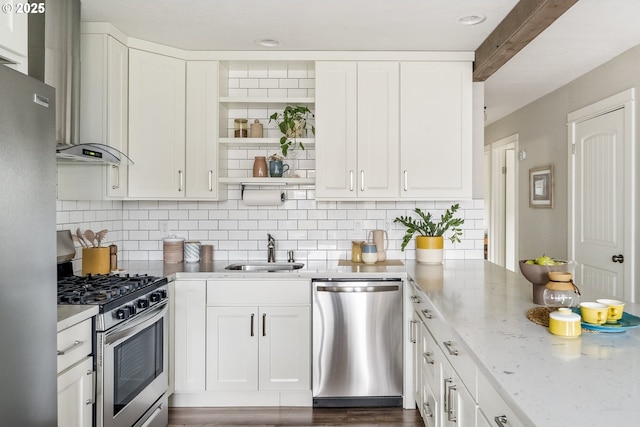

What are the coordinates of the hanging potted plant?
(269, 106, 315, 157)
(393, 203, 464, 264)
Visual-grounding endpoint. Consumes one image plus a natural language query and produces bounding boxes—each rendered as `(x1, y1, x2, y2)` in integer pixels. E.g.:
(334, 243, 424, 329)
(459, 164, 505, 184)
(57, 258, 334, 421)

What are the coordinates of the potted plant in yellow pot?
(394, 203, 464, 264)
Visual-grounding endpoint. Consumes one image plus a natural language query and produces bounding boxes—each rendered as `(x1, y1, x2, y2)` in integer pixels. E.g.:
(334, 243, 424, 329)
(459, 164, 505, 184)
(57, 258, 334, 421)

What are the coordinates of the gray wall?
(485, 43, 640, 261)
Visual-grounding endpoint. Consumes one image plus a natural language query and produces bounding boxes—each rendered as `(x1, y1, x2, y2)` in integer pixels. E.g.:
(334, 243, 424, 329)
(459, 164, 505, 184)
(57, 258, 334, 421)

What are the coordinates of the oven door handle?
(105, 302, 168, 346)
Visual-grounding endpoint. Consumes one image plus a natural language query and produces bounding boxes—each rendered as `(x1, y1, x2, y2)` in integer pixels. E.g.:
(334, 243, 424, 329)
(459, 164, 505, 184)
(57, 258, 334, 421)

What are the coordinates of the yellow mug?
(596, 299, 625, 324)
(580, 302, 609, 325)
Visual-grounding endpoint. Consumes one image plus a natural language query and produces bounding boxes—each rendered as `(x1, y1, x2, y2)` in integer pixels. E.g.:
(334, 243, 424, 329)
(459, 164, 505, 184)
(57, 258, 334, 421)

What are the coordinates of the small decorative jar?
(362, 242, 378, 264)
(351, 241, 364, 263)
(250, 119, 263, 138)
(253, 156, 268, 177)
(234, 118, 248, 138)
(548, 307, 581, 337)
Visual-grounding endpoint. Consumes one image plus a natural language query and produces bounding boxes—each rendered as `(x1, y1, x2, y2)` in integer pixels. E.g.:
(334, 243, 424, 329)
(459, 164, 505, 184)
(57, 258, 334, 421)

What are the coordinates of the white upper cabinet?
(316, 60, 472, 200)
(58, 34, 129, 201)
(0, 2, 28, 72)
(185, 61, 225, 199)
(400, 61, 472, 199)
(315, 61, 400, 200)
(128, 49, 186, 199)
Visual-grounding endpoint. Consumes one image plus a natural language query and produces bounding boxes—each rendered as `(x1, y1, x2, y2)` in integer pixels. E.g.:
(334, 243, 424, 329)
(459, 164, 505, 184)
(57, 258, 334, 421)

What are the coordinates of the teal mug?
(269, 160, 289, 177)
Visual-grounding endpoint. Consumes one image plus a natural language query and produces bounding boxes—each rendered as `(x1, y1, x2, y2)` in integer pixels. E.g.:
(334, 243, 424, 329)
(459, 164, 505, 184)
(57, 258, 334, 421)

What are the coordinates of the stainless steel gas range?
(58, 264, 169, 427)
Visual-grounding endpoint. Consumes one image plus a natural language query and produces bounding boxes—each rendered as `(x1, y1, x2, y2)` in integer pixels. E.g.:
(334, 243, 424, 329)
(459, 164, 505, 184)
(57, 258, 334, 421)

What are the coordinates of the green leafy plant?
(269, 106, 315, 157)
(393, 203, 464, 251)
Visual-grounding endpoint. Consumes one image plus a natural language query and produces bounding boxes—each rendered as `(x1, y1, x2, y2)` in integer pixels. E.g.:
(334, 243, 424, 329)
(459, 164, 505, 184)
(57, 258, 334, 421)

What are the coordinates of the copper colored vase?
(253, 156, 268, 177)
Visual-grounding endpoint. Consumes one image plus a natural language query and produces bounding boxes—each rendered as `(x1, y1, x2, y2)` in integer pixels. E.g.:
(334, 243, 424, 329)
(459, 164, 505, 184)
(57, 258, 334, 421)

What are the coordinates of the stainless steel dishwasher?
(312, 278, 403, 407)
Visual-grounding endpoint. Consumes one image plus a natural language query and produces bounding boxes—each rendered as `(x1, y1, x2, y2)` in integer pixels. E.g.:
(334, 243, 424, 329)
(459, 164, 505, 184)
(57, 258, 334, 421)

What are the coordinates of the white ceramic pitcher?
(368, 230, 389, 262)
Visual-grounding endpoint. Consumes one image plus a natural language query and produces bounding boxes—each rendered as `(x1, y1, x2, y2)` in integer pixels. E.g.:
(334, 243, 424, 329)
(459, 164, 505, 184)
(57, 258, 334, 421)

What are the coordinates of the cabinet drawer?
(207, 279, 311, 305)
(57, 319, 93, 374)
(411, 292, 477, 402)
(478, 371, 526, 427)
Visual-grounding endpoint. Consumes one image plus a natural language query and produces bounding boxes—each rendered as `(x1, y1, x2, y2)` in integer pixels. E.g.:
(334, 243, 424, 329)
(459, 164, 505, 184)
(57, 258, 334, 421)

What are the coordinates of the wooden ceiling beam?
(473, 0, 579, 82)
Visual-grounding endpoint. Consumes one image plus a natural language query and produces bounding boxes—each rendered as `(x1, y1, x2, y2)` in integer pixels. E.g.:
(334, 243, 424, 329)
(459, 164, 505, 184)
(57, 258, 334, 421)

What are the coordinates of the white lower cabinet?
(206, 305, 310, 392)
(170, 278, 311, 406)
(171, 280, 206, 393)
(57, 318, 94, 427)
(477, 372, 526, 427)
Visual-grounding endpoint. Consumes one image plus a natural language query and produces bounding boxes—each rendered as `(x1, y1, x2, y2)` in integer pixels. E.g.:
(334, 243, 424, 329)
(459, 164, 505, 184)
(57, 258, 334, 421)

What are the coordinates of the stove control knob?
(137, 298, 150, 309)
(127, 304, 137, 316)
(159, 289, 168, 299)
(115, 307, 129, 320)
(149, 292, 161, 303)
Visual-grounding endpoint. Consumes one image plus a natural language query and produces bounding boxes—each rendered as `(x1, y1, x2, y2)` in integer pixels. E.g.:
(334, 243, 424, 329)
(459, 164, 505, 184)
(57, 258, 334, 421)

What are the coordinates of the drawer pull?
(447, 383, 457, 422)
(423, 352, 434, 365)
(421, 309, 433, 319)
(250, 313, 255, 337)
(410, 295, 421, 304)
(443, 340, 459, 356)
(423, 401, 433, 418)
(495, 415, 508, 426)
(57, 340, 83, 356)
(409, 320, 417, 343)
(262, 313, 267, 337)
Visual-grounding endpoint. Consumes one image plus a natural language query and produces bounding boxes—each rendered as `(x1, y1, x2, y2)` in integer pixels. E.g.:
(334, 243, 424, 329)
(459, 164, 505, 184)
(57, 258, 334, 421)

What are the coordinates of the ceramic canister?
(184, 241, 201, 263)
(362, 242, 378, 264)
(549, 307, 582, 337)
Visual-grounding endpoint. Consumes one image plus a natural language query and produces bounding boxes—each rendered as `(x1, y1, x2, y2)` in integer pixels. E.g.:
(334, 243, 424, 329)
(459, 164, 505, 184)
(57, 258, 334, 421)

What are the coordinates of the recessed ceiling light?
(257, 39, 281, 48)
(457, 14, 486, 26)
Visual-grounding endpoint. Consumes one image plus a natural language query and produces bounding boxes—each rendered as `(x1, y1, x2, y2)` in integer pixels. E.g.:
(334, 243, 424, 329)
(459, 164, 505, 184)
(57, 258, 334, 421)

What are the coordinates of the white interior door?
(571, 108, 626, 298)
(487, 135, 518, 271)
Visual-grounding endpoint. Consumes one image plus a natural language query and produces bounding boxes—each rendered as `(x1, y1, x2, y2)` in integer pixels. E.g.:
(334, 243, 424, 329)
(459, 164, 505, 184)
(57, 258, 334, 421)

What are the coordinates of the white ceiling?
(81, 0, 640, 125)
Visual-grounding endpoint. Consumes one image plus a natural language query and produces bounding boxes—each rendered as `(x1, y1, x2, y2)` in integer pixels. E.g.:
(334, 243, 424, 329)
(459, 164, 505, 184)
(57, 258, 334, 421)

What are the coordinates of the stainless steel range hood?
(28, 0, 128, 166)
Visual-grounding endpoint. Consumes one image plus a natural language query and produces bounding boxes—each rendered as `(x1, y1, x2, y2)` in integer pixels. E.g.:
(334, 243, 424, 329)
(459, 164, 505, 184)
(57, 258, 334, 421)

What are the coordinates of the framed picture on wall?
(529, 165, 554, 208)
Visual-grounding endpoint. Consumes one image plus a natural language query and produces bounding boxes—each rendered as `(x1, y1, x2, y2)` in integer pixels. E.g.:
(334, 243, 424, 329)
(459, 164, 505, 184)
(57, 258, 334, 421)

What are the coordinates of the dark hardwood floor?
(168, 407, 425, 427)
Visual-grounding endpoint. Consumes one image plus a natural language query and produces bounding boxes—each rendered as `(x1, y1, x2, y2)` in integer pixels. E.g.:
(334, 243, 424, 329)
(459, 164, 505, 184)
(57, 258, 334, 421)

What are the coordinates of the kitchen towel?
(242, 189, 285, 206)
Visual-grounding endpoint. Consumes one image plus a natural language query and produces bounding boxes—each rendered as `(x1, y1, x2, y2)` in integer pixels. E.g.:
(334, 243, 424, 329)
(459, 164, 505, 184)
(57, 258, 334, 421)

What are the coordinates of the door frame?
(567, 88, 636, 302)
(486, 134, 519, 271)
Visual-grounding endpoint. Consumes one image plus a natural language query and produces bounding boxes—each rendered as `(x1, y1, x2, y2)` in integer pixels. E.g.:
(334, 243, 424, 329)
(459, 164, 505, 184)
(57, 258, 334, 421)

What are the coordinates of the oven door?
(98, 301, 168, 427)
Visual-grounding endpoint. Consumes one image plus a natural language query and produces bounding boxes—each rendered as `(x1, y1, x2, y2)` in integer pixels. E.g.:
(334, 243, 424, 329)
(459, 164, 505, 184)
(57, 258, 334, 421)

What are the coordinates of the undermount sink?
(224, 262, 305, 272)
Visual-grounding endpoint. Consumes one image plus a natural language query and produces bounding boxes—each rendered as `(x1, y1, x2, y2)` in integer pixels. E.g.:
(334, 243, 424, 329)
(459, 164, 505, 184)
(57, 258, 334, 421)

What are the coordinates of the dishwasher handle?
(315, 284, 399, 293)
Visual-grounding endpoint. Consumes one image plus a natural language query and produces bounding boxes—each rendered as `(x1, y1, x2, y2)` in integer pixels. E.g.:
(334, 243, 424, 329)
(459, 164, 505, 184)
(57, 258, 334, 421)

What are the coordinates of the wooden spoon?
(76, 228, 87, 248)
(96, 229, 108, 247)
(84, 229, 95, 247)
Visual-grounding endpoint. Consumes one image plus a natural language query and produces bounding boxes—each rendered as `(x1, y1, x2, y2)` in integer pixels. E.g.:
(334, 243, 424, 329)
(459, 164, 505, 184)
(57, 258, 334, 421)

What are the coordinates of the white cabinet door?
(186, 61, 223, 199)
(106, 36, 129, 197)
(172, 280, 206, 392)
(259, 305, 310, 391)
(316, 61, 399, 200)
(315, 61, 357, 198)
(128, 49, 186, 198)
(58, 356, 93, 427)
(357, 62, 400, 198)
(206, 306, 259, 391)
(0, 1, 28, 71)
(400, 62, 472, 199)
(439, 352, 477, 427)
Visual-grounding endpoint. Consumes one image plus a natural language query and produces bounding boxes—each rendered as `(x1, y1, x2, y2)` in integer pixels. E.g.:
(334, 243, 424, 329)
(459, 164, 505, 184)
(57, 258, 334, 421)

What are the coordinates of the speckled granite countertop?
(406, 260, 640, 427)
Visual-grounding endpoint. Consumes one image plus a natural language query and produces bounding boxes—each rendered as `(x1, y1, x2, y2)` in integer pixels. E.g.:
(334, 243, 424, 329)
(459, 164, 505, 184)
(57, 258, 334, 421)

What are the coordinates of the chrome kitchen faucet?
(267, 234, 276, 263)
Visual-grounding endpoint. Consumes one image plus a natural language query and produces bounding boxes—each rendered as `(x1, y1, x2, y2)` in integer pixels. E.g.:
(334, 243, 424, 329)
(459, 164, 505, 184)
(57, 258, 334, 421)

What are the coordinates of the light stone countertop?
(406, 260, 640, 427)
(57, 304, 99, 332)
(60, 258, 640, 426)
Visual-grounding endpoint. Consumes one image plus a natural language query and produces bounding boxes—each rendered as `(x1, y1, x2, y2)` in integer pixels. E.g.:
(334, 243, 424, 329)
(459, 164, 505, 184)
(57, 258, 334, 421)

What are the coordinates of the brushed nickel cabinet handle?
(178, 170, 184, 192)
(349, 170, 354, 191)
(112, 165, 119, 190)
(409, 320, 417, 343)
(208, 170, 213, 192)
(403, 170, 408, 191)
(360, 170, 364, 192)
(495, 415, 508, 427)
(57, 340, 83, 356)
(443, 340, 459, 356)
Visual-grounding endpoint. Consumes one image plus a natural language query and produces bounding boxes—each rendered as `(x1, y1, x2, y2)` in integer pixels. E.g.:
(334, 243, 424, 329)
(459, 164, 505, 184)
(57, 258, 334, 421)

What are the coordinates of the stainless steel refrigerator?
(0, 65, 57, 426)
